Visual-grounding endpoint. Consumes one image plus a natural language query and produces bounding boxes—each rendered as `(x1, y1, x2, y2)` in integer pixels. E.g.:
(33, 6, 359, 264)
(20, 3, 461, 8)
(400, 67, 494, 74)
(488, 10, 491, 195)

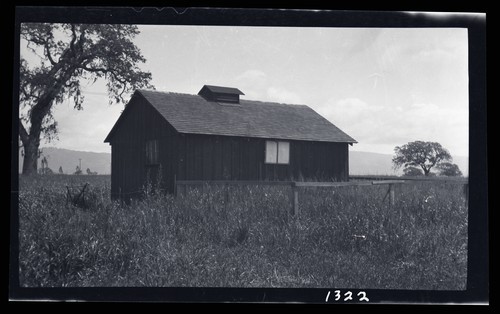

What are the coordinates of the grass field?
(17, 175, 467, 289)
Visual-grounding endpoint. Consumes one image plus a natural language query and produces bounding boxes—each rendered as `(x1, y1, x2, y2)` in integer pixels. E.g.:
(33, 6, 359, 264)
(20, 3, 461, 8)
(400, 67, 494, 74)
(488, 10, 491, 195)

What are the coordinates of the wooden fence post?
(389, 184, 395, 206)
(291, 183, 299, 217)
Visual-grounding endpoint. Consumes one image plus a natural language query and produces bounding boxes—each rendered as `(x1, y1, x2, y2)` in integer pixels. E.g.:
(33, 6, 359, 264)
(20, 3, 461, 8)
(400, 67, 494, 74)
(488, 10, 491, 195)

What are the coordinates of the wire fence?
(175, 177, 469, 217)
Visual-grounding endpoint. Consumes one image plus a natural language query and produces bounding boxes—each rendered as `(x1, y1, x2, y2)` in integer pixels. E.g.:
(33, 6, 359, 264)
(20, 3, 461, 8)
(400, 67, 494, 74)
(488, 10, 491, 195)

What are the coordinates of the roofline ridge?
(138, 89, 199, 97)
(240, 99, 309, 107)
(139, 89, 309, 106)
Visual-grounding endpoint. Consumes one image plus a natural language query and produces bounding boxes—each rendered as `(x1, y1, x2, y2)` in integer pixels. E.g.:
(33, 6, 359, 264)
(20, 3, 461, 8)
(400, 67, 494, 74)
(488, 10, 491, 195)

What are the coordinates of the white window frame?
(277, 141, 290, 164)
(265, 140, 290, 165)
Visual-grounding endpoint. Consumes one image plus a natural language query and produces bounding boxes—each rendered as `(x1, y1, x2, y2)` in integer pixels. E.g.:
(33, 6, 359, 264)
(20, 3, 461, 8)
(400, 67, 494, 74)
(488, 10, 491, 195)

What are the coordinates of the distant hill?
(349, 151, 402, 176)
(17, 147, 468, 177)
(349, 151, 468, 176)
(18, 147, 111, 175)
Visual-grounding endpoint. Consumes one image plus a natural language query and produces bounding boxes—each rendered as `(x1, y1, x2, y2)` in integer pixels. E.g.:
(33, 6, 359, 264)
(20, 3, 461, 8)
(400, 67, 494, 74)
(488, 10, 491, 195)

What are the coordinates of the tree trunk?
(20, 67, 74, 175)
(423, 167, 431, 176)
(20, 106, 45, 175)
(22, 140, 39, 175)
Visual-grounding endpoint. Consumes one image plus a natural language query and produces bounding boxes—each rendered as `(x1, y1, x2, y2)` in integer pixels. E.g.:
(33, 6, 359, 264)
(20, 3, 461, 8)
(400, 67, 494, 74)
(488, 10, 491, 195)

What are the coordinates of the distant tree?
(40, 156, 48, 170)
(86, 168, 98, 175)
(437, 162, 463, 177)
(403, 166, 423, 177)
(393, 141, 452, 176)
(38, 155, 53, 175)
(19, 23, 153, 175)
(74, 165, 82, 175)
(58, 166, 63, 174)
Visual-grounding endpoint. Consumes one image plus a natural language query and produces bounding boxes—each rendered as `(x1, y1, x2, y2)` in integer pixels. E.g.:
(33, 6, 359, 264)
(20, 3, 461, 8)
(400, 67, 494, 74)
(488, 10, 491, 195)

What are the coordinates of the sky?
(20, 25, 469, 158)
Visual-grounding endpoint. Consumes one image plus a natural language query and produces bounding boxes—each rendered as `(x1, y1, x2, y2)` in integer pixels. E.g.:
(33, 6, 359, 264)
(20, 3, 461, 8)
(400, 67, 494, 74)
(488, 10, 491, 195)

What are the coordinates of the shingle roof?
(107, 89, 357, 143)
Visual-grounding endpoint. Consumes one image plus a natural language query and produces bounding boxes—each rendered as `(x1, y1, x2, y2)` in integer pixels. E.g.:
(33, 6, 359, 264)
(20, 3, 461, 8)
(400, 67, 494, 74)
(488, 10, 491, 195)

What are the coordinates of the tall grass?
(18, 176, 467, 289)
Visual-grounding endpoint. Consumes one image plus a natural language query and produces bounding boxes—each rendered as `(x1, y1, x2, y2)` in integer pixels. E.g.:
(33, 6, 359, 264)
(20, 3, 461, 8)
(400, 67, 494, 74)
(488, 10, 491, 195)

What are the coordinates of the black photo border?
(8, 5, 488, 305)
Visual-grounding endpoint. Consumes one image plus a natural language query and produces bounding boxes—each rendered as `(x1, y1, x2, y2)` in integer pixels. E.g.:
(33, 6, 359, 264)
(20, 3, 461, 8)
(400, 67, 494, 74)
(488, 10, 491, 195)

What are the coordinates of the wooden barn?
(104, 85, 357, 198)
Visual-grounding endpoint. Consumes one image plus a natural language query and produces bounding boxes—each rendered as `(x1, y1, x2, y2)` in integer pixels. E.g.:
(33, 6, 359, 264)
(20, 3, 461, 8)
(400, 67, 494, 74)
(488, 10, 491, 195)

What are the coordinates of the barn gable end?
(105, 92, 179, 198)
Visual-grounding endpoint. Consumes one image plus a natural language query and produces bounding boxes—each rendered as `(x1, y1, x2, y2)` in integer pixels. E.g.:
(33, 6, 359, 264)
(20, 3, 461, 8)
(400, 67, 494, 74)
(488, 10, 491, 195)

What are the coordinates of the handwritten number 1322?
(326, 290, 369, 302)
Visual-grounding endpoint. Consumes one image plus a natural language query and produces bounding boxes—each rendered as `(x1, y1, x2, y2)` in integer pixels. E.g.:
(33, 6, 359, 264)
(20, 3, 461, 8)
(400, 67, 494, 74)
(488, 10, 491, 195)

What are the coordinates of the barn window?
(146, 139, 159, 165)
(265, 140, 290, 164)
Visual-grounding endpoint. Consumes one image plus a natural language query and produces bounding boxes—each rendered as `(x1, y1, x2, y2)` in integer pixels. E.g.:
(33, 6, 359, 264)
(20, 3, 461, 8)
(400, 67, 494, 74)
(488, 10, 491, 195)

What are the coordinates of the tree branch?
(77, 25, 86, 54)
(112, 72, 127, 85)
(44, 42, 57, 66)
(79, 54, 96, 63)
(64, 80, 78, 88)
(20, 80, 37, 102)
(118, 83, 127, 100)
(79, 64, 109, 73)
(69, 24, 77, 54)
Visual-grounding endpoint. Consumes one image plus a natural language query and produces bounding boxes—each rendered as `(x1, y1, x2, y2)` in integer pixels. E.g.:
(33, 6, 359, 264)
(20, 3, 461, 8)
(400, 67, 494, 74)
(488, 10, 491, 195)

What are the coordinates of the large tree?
(392, 141, 452, 176)
(19, 23, 153, 175)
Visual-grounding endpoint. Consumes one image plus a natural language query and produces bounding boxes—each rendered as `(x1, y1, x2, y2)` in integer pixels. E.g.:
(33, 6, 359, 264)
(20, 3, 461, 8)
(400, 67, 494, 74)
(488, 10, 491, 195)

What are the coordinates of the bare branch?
(44, 42, 57, 66)
(112, 72, 127, 85)
(79, 64, 109, 73)
(25, 41, 46, 61)
(69, 24, 77, 54)
(118, 83, 127, 100)
(21, 87, 40, 103)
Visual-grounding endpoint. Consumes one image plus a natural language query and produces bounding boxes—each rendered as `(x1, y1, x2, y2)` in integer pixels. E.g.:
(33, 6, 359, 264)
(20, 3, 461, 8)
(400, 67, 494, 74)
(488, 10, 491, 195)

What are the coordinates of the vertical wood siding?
(108, 94, 178, 198)
(109, 95, 350, 197)
(175, 134, 349, 183)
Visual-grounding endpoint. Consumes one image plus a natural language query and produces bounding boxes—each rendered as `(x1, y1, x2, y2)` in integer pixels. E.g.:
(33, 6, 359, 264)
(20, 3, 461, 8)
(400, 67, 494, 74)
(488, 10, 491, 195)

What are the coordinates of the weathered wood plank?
(229, 138, 236, 180)
(213, 136, 223, 180)
(202, 136, 213, 180)
(371, 180, 406, 185)
(222, 137, 232, 180)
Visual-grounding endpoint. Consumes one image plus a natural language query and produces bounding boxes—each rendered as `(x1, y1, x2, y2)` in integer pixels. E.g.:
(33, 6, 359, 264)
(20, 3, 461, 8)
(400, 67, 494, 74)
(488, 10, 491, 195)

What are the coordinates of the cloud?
(235, 69, 269, 100)
(266, 87, 302, 104)
(235, 69, 268, 83)
(235, 70, 302, 104)
(324, 98, 384, 119)
(50, 93, 123, 153)
(317, 97, 468, 156)
(317, 98, 384, 143)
